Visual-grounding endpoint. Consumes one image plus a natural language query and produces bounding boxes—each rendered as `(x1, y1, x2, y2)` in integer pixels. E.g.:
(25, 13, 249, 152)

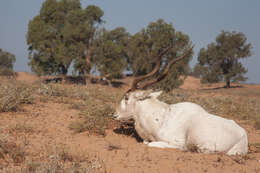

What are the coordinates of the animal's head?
(114, 45, 194, 121)
(114, 90, 162, 120)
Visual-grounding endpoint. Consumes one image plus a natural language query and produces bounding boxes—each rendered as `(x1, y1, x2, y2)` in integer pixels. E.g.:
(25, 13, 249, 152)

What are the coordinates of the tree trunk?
(85, 49, 92, 65)
(225, 80, 231, 88)
(60, 65, 68, 83)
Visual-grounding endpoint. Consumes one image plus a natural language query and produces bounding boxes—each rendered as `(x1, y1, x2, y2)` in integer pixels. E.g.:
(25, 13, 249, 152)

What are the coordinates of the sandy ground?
(1, 72, 260, 173)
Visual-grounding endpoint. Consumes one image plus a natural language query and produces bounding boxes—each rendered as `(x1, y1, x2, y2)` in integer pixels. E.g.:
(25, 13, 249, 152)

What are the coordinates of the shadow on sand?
(200, 85, 244, 91)
(113, 121, 143, 143)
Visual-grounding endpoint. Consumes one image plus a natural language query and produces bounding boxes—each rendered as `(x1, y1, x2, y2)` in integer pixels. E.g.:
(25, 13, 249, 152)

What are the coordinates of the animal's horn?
(128, 45, 173, 93)
(138, 45, 194, 90)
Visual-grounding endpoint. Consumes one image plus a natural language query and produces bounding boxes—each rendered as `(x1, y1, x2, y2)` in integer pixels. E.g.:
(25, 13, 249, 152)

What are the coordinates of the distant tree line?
(25, 0, 252, 90)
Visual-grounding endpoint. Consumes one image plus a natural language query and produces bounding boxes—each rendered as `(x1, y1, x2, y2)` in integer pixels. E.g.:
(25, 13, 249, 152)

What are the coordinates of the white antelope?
(114, 46, 248, 155)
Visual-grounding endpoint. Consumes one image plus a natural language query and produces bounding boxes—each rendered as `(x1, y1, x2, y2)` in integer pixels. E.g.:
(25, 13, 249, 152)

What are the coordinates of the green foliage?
(70, 5, 104, 75)
(0, 49, 16, 76)
(128, 19, 193, 91)
(195, 31, 252, 87)
(27, 0, 104, 76)
(93, 27, 130, 79)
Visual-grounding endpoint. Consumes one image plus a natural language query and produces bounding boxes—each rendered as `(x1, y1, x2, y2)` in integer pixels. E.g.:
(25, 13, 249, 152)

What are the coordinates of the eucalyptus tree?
(27, 0, 104, 76)
(195, 31, 252, 88)
(93, 27, 130, 80)
(72, 5, 104, 75)
(128, 19, 193, 91)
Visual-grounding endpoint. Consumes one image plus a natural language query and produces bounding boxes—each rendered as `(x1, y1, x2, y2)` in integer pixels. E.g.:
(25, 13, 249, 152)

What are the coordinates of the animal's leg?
(143, 140, 149, 145)
(147, 141, 171, 148)
(146, 141, 183, 149)
(226, 134, 248, 155)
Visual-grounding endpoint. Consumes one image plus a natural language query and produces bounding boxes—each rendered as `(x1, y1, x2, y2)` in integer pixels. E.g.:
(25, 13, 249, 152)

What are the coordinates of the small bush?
(69, 86, 118, 136)
(0, 138, 26, 164)
(69, 102, 114, 136)
(0, 82, 34, 112)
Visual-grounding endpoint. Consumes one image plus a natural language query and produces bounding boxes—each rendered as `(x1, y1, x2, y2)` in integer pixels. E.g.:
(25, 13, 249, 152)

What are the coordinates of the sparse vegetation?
(1, 75, 260, 172)
(0, 136, 26, 164)
(69, 102, 114, 135)
(11, 146, 105, 173)
(38, 83, 89, 99)
(68, 87, 119, 135)
(7, 122, 34, 134)
(36, 82, 122, 135)
(0, 82, 34, 112)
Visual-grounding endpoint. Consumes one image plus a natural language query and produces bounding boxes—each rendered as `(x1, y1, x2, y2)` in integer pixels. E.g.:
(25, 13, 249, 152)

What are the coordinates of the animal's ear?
(134, 92, 143, 98)
(149, 91, 162, 99)
(134, 91, 146, 100)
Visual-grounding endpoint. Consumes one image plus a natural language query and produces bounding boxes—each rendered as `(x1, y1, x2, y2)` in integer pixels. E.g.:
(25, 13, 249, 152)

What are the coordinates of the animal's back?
(156, 102, 207, 148)
(159, 102, 248, 154)
(186, 113, 247, 154)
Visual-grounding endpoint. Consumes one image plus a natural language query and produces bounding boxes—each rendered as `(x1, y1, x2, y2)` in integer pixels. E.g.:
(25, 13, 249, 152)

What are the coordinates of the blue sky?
(0, 0, 259, 83)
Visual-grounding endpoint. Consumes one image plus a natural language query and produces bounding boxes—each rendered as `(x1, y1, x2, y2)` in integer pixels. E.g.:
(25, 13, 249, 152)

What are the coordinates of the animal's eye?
(124, 97, 129, 105)
(124, 94, 129, 104)
(124, 93, 129, 101)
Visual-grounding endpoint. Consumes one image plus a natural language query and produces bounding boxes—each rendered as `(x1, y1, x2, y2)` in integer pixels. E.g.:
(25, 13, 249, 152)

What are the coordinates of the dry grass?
(37, 83, 90, 100)
(7, 122, 34, 134)
(1, 76, 260, 172)
(0, 135, 26, 164)
(16, 146, 105, 173)
(0, 80, 122, 136)
(69, 96, 115, 136)
(0, 81, 34, 112)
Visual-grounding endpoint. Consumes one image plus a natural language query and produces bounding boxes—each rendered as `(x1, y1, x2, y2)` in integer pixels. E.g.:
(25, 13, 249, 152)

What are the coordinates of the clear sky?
(0, 0, 259, 83)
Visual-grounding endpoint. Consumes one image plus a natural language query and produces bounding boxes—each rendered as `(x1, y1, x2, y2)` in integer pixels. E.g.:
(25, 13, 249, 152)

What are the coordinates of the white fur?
(114, 91, 248, 155)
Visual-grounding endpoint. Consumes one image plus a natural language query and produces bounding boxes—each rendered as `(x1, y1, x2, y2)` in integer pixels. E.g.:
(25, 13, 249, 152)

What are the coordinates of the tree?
(71, 5, 104, 75)
(195, 31, 252, 88)
(128, 19, 193, 91)
(27, 0, 104, 76)
(0, 49, 16, 76)
(93, 27, 130, 80)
